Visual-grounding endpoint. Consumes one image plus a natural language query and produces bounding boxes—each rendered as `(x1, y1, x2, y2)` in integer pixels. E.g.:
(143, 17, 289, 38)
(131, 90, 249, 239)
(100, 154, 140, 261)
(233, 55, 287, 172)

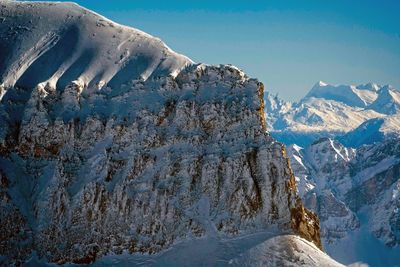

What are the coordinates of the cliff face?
(1, 64, 320, 264)
(0, 2, 320, 265)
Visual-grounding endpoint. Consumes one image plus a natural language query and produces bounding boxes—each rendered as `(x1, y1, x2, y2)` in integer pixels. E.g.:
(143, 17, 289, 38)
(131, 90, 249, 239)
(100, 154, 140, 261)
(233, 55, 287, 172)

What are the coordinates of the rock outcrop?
(0, 1, 322, 265)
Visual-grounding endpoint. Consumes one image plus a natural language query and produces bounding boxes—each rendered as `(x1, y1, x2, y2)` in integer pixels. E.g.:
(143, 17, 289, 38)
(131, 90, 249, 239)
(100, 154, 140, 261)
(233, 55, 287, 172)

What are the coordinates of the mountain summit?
(305, 82, 379, 107)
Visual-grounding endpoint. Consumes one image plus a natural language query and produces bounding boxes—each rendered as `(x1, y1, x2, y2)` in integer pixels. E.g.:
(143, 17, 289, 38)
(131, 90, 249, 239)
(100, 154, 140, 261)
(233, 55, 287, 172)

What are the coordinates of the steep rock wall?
(0, 64, 320, 264)
(0, 2, 321, 265)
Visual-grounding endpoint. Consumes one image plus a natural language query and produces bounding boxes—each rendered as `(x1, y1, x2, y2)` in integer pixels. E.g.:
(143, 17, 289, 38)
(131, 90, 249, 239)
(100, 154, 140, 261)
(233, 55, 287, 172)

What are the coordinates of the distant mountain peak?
(305, 82, 370, 107)
(315, 80, 328, 87)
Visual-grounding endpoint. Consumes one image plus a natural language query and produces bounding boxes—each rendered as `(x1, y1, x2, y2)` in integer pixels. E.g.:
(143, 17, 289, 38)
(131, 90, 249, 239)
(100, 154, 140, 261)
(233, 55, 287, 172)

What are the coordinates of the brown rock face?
(290, 198, 322, 249)
(258, 85, 322, 250)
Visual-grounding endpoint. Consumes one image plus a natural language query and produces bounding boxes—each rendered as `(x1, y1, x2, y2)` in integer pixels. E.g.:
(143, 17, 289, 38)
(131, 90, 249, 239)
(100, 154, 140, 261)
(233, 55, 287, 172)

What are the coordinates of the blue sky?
(28, 0, 400, 101)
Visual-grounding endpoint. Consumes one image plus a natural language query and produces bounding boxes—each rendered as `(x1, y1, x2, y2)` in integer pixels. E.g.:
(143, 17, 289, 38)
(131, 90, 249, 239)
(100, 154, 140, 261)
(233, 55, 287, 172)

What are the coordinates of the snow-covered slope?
(0, 1, 332, 266)
(305, 81, 379, 107)
(287, 138, 400, 266)
(339, 113, 400, 147)
(24, 233, 343, 267)
(231, 234, 344, 267)
(263, 91, 292, 130)
(265, 82, 399, 147)
(0, 1, 191, 94)
(368, 85, 400, 115)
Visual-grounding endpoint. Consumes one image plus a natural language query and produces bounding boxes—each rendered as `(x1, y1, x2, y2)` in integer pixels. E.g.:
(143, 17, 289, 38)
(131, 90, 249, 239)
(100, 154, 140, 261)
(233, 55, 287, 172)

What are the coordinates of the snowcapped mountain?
(287, 138, 400, 266)
(306, 81, 379, 107)
(0, 1, 342, 266)
(266, 81, 400, 147)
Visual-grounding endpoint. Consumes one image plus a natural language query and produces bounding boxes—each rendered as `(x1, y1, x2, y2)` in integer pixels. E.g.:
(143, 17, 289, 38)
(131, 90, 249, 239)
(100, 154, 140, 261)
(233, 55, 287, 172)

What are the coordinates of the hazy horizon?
(25, 0, 400, 101)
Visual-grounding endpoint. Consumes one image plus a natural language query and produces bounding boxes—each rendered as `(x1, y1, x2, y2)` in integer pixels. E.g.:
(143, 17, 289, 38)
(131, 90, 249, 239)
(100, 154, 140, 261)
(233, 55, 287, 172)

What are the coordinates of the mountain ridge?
(265, 81, 400, 147)
(0, 1, 192, 93)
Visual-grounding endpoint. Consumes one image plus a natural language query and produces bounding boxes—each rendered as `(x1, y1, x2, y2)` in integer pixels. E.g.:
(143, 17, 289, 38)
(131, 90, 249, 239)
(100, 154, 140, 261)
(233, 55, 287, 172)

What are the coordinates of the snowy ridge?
(0, 1, 192, 93)
(305, 81, 379, 107)
(231, 234, 344, 267)
(268, 81, 400, 266)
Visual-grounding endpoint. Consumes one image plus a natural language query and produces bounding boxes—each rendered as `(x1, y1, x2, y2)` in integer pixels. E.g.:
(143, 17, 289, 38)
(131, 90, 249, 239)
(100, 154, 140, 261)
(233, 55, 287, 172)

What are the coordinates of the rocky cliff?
(0, 1, 323, 265)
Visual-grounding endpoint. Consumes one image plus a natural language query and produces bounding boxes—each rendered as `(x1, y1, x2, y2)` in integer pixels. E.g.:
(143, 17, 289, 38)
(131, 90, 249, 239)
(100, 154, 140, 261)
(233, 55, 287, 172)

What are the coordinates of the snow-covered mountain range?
(265, 82, 400, 266)
(266, 82, 400, 147)
(0, 1, 342, 266)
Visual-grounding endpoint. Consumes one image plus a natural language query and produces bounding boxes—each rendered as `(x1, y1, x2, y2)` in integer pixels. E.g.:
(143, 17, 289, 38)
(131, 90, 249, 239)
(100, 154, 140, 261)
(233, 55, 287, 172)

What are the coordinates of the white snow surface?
(23, 233, 344, 267)
(305, 81, 379, 107)
(339, 113, 400, 147)
(0, 1, 192, 93)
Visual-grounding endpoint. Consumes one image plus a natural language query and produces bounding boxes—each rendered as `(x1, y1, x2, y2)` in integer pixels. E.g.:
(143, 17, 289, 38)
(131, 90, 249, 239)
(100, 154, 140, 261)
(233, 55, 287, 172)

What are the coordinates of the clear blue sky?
(28, 0, 400, 101)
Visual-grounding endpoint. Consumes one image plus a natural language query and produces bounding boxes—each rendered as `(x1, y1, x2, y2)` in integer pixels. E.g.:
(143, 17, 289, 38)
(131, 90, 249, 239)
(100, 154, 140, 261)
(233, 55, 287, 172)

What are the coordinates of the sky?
(27, 0, 400, 101)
